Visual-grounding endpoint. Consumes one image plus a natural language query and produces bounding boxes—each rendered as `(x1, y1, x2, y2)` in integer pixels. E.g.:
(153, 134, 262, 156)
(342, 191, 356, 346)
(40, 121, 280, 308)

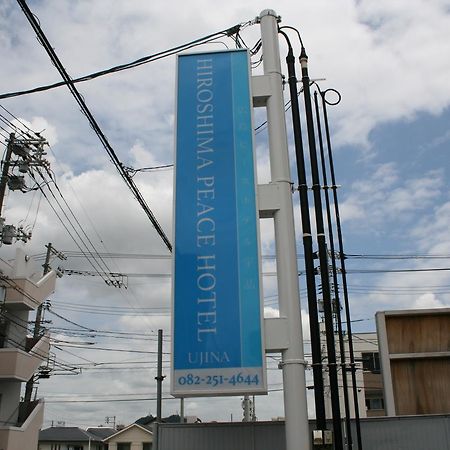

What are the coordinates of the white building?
(323, 331, 385, 419)
(0, 248, 56, 450)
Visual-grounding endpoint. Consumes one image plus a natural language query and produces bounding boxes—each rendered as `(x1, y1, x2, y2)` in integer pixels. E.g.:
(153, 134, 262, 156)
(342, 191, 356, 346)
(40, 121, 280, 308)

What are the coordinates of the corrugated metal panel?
(357, 415, 450, 450)
(158, 415, 450, 450)
(253, 421, 285, 449)
(158, 421, 286, 450)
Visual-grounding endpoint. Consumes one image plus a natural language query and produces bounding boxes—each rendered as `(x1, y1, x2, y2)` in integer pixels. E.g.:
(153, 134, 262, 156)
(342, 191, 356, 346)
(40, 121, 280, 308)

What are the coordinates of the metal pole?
(156, 328, 164, 422)
(259, 10, 310, 450)
(243, 395, 251, 422)
(0, 133, 15, 218)
(279, 30, 327, 432)
(180, 398, 184, 424)
(321, 93, 363, 450)
(299, 47, 343, 449)
(314, 92, 353, 448)
(33, 243, 52, 339)
(252, 395, 256, 421)
(23, 242, 53, 406)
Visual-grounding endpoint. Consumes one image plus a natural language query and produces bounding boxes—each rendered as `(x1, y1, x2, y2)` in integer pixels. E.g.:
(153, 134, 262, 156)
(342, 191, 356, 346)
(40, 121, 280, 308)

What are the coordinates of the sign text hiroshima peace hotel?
(195, 56, 220, 346)
(172, 50, 266, 396)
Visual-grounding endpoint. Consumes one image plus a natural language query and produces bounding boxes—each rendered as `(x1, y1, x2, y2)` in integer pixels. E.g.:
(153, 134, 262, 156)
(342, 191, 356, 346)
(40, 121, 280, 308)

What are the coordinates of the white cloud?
(339, 164, 444, 229)
(413, 293, 446, 309)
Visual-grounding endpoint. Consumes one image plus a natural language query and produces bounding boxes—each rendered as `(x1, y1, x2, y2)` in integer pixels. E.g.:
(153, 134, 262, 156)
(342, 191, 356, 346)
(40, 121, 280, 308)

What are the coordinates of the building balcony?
(0, 399, 44, 450)
(1, 270, 56, 310)
(0, 333, 50, 381)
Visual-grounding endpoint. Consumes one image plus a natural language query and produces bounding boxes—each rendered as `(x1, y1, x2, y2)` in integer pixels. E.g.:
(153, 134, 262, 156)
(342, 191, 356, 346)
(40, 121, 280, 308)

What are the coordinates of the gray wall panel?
(158, 415, 450, 450)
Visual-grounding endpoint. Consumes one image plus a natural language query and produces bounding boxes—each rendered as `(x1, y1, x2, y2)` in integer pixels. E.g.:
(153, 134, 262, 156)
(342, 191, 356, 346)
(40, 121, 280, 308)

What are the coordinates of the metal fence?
(156, 414, 450, 450)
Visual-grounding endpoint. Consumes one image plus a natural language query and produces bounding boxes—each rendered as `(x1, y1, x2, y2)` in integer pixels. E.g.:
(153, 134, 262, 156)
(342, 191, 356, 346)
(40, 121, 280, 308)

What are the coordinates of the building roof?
(135, 414, 183, 425)
(103, 423, 153, 442)
(135, 415, 155, 426)
(39, 426, 102, 442)
(86, 427, 116, 439)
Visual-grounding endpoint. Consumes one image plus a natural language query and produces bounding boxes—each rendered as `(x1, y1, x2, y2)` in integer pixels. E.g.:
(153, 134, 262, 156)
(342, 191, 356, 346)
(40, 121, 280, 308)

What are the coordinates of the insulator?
(12, 143, 29, 158)
(318, 299, 324, 313)
(1, 224, 16, 245)
(19, 161, 29, 173)
(7, 175, 25, 191)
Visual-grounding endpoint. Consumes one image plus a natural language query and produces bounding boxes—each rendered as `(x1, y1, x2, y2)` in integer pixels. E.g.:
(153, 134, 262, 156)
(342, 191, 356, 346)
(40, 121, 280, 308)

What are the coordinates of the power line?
(44, 387, 285, 404)
(0, 24, 245, 100)
(346, 253, 450, 260)
(54, 344, 169, 354)
(31, 250, 450, 261)
(16, 0, 172, 252)
(60, 266, 450, 279)
(27, 171, 116, 286)
(32, 169, 119, 286)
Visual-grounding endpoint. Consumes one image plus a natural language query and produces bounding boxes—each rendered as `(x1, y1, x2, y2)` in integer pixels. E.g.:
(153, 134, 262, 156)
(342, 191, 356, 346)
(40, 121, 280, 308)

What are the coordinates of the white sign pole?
(259, 9, 310, 450)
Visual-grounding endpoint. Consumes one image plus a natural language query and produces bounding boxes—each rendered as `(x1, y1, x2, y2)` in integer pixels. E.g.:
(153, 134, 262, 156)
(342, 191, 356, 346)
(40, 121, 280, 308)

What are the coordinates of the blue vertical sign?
(172, 50, 266, 396)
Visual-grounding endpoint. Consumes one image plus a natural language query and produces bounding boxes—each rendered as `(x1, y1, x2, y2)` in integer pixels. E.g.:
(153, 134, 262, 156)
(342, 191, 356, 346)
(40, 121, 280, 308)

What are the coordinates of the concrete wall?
(1, 310, 28, 350)
(0, 400, 43, 450)
(0, 334, 50, 381)
(0, 381, 21, 426)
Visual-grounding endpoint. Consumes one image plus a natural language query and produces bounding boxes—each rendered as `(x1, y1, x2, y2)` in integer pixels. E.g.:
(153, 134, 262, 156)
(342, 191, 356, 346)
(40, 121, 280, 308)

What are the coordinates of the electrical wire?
(0, 312, 79, 373)
(43, 145, 163, 330)
(38, 166, 117, 281)
(31, 250, 450, 262)
(28, 171, 116, 286)
(126, 163, 174, 177)
(0, 23, 246, 100)
(16, 0, 173, 252)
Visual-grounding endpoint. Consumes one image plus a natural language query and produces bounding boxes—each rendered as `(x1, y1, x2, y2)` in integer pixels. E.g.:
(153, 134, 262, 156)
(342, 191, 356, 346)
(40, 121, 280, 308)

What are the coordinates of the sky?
(1, 0, 450, 429)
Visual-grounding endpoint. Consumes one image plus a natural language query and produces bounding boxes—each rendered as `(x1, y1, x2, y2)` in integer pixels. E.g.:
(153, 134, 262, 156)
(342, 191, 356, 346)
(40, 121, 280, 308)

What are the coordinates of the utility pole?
(23, 243, 53, 406)
(155, 329, 164, 422)
(0, 130, 49, 244)
(33, 243, 53, 339)
(180, 398, 185, 424)
(153, 329, 164, 450)
(105, 416, 116, 430)
(251, 395, 256, 422)
(242, 395, 251, 422)
(0, 133, 15, 218)
(259, 10, 310, 450)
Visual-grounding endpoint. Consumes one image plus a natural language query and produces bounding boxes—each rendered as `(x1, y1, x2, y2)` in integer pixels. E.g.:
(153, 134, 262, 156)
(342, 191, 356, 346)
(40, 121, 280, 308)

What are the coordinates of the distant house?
(103, 423, 153, 450)
(38, 426, 114, 450)
(88, 427, 118, 441)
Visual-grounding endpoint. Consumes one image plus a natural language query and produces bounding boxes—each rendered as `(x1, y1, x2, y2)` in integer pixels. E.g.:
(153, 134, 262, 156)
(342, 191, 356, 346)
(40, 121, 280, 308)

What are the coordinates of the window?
(366, 397, 384, 410)
(362, 352, 380, 373)
(117, 444, 131, 450)
(0, 317, 9, 348)
(143, 443, 152, 450)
